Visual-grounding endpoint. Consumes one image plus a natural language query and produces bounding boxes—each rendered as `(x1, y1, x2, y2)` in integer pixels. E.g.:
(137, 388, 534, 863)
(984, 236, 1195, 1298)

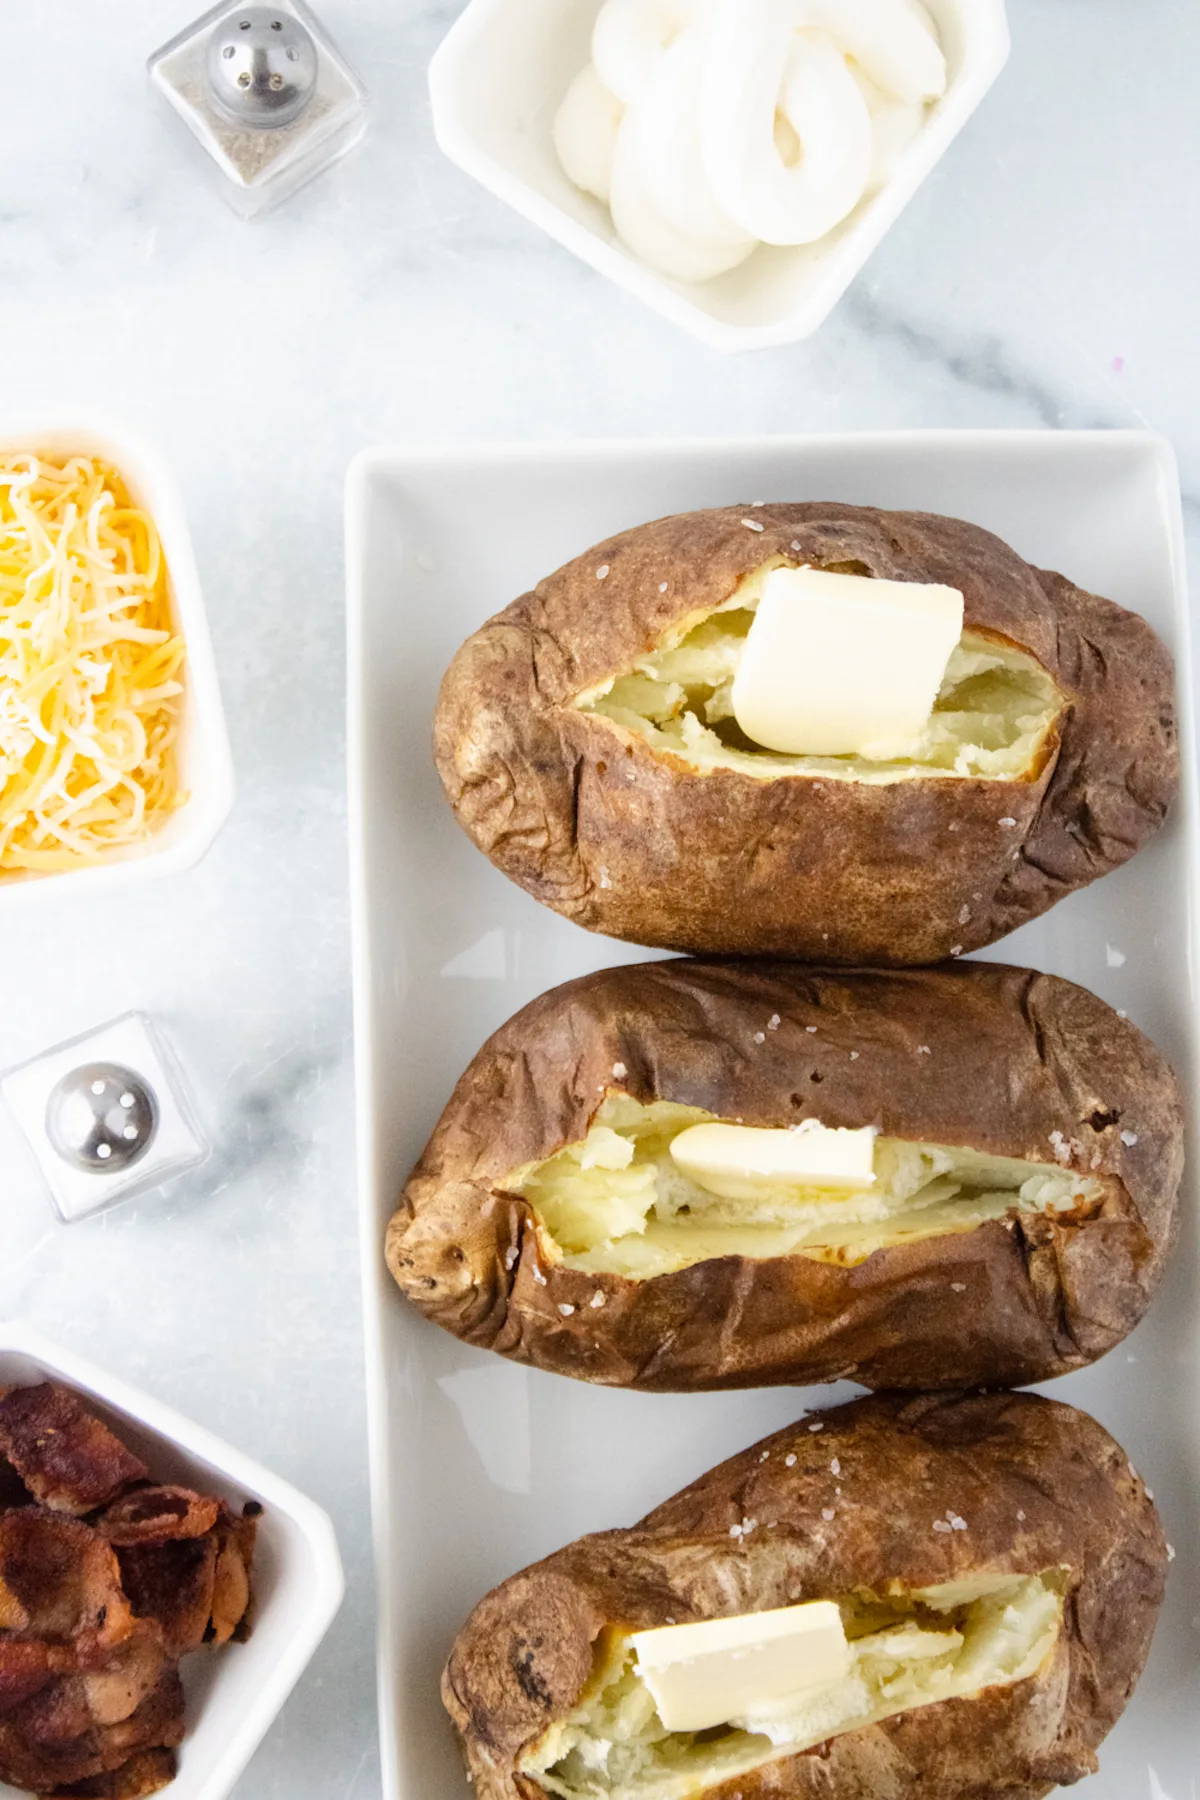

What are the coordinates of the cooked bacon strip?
(115, 1536, 217, 1658)
(209, 1506, 259, 1646)
(0, 1568, 31, 1632)
(0, 1390, 147, 1519)
(39, 1745, 177, 1798)
(97, 1488, 220, 1547)
(0, 1668, 184, 1796)
(0, 1643, 54, 1718)
(0, 1513, 132, 1652)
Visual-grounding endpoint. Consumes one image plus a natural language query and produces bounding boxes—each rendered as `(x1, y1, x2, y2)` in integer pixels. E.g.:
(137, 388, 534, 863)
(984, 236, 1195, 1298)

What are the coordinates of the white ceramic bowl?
(0, 418, 234, 909)
(429, 0, 1010, 352)
(0, 1322, 344, 1800)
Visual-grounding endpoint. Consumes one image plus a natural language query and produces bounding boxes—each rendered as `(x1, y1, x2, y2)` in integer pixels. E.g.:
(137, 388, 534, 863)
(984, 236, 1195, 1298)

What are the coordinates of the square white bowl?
(0, 1321, 344, 1800)
(0, 418, 235, 912)
(429, 0, 1010, 351)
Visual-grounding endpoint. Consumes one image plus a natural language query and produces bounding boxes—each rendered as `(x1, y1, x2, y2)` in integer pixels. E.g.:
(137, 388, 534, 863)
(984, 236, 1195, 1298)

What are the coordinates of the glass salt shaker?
(2, 1013, 210, 1223)
(148, 0, 368, 218)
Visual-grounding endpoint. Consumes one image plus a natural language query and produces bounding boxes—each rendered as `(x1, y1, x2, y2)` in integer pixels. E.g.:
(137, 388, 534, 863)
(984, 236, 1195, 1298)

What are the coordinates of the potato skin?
(386, 958, 1182, 1392)
(434, 504, 1178, 963)
(442, 1391, 1168, 1800)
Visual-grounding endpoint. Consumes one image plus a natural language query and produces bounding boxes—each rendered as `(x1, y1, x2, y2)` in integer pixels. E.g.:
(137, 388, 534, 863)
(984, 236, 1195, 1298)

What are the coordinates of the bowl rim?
(0, 415, 235, 910)
(428, 0, 1012, 351)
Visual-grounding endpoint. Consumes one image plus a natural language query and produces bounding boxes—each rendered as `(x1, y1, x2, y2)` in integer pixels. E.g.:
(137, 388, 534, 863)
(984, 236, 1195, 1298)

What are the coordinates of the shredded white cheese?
(0, 453, 186, 874)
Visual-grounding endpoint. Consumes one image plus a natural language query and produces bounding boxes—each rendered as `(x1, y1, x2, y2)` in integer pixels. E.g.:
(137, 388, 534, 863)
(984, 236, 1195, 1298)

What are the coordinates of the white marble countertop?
(2, 2, 1199, 1795)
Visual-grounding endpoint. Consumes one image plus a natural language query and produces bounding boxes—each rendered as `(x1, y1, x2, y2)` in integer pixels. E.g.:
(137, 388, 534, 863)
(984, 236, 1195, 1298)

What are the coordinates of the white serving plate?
(0, 1323, 344, 1800)
(0, 417, 235, 911)
(428, 0, 1009, 352)
(346, 431, 1200, 1800)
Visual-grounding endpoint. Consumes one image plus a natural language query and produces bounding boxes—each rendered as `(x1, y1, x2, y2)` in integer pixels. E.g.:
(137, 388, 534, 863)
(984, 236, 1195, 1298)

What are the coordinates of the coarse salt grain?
(599, 867, 612, 889)
(950, 945, 964, 957)
(612, 1062, 627, 1079)
(948, 1513, 967, 1532)
(760, 1450, 770, 1461)
(849, 1050, 859, 1061)
(768, 1014, 781, 1030)
(590, 1291, 605, 1309)
(1017, 1510, 1026, 1521)
(533, 1268, 547, 1286)
(951, 1282, 966, 1293)
(505, 1248, 519, 1270)
(958, 905, 971, 924)
(785, 1454, 797, 1467)
(999, 816, 1017, 827)
(659, 581, 668, 592)
(1168, 1544, 1177, 1562)
(932, 1520, 952, 1534)
(821, 1508, 835, 1522)
(917, 1045, 931, 1056)
(830, 1458, 841, 1476)
(806, 1025, 818, 1035)
(1121, 1130, 1139, 1146)
(808, 1422, 824, 1432)
(596, 565, 610, 579)
(753, 1031, 766, 1045)
(742, 519, 765, 532)
(558, 1303, 575, 1316)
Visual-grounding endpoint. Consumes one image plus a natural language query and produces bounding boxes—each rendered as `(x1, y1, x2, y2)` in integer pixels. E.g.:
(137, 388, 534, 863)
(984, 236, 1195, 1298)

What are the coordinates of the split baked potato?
(443, 1389, 1167, 1800)
(386, 957, 1182, 1391)
(434, 504, 1178, 963)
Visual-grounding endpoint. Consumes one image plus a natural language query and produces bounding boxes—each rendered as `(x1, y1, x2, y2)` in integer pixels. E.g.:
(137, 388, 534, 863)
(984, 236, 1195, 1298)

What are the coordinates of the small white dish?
(347, 430, 1199, 1800)
(0, 1322, 344, 1800)
(428, 0, 1010, 352)
(0, 418, 234, 910)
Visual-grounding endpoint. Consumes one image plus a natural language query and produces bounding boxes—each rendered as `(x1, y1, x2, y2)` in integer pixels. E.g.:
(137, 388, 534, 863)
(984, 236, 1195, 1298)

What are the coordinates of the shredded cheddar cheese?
(0, 453, 186, 876)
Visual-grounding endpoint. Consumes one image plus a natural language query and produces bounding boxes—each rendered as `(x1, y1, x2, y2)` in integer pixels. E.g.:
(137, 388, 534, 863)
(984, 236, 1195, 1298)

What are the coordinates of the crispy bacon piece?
(97, 1490, 220, 1549)
(0, 1391, 147, 1519)
(0, 1513, 132, 1653)
(0, 1642, 54, 1717)
(209, 1507, 259, 1647)
(116, 1537, 217, 1659)
(0, 1667, 185, 1796)
(40, 1745, 177, 1798)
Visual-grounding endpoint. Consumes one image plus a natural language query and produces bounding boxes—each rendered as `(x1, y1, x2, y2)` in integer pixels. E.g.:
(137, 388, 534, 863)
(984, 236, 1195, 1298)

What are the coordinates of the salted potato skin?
(385, 958, 1182, 1392)
(442, 1391, 1167, 1800)
(434, 504, 1178, 962)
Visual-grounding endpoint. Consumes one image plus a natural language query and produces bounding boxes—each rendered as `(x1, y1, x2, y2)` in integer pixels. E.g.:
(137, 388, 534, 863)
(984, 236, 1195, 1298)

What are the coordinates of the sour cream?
(554, 0, 947, 282)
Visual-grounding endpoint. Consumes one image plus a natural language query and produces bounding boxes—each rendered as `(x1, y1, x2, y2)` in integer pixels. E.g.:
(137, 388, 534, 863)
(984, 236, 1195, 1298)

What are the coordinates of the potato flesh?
(515, 1097, 1100, 1276)
(575, 562, 1064, 783)
(522, 1572, 1064, 1800)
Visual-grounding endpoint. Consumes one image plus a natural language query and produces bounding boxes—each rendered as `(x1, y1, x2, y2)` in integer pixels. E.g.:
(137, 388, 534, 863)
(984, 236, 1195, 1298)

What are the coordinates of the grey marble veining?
(1, 1, 1199, 1795)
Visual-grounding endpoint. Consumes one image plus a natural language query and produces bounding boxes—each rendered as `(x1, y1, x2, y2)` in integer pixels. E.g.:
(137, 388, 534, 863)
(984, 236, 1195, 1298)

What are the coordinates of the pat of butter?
(631, 1602, 850, 1734)
(731, 565, 965, 756)
(669, 1121, 877, 1201)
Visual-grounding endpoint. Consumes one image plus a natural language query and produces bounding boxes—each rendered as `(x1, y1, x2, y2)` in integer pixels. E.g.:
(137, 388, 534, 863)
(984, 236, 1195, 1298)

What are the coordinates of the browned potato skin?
(434, 504, 1179, 963)
(443, 1391, 1168, 1800)
(386, 958, 1182, 1392)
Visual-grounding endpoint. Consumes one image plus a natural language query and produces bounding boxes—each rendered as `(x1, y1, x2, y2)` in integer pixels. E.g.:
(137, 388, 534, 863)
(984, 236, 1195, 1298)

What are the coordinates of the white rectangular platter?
(346, 431, 1200, 1800)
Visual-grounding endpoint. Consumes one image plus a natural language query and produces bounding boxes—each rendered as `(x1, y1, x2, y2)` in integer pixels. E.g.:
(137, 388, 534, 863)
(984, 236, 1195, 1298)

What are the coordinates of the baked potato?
(386, 957, 1182, 1391)
(434, 503, 1178, 963)
(442, 1390, 1167, 1800)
